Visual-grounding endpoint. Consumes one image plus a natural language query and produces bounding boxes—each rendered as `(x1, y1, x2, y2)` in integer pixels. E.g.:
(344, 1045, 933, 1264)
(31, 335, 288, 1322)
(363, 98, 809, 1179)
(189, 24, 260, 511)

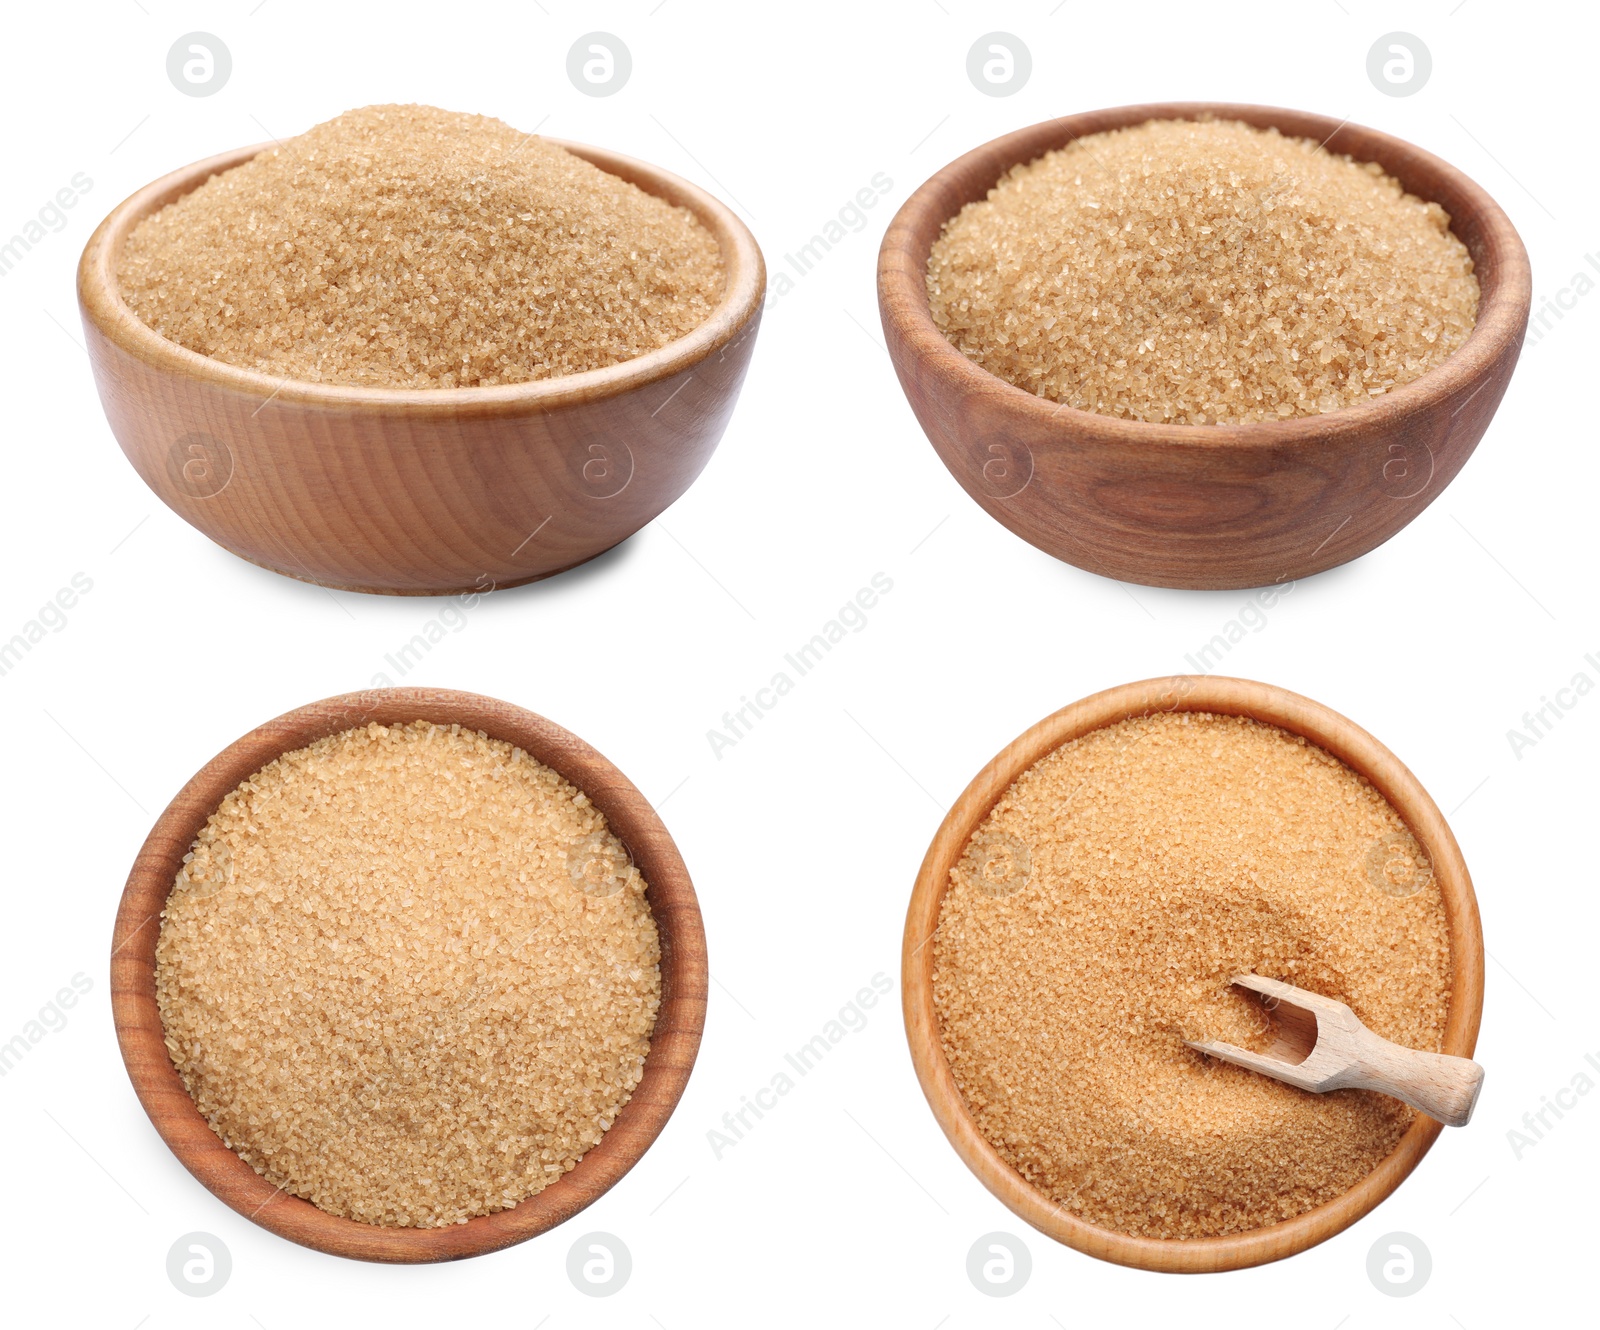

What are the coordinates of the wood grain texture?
(878, 103, 1532, 590)
(1187, 974, 1486, 1128)
(79, 141, 765, 595)
(901, 675, 1485, 1274)
(111, 688, 708, 1263)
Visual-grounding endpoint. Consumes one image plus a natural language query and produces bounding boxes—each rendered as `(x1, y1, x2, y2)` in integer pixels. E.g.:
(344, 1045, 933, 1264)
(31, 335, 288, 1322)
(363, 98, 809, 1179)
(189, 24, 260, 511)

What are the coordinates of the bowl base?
(220, 540, 624, 597)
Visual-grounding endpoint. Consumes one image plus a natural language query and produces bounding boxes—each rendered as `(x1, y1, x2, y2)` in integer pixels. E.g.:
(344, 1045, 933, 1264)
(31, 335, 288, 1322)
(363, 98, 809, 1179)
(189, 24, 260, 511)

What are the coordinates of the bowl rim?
(79, 135, 766, 415)
(878, 100, 1532, 449)
(110, 687, 708, 1263)
(900, 674, 1485, 1274)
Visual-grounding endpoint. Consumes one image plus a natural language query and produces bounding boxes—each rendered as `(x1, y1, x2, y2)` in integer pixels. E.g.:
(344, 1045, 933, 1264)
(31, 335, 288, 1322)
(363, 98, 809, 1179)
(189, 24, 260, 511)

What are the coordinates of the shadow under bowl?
(901, 674, 1484, 1273)
(79, 140, 766, 595)
(111, 687, 707, 1262)
(878, 102, 1532, 590)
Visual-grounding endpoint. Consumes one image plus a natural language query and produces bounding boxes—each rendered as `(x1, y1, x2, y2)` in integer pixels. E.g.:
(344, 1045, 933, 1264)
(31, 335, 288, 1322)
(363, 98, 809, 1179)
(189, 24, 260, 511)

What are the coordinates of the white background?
(1, 0, 1593, 1324)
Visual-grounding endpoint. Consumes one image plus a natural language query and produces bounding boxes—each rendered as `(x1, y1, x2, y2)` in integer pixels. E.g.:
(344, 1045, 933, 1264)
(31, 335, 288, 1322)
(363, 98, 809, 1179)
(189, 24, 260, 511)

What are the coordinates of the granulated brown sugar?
(155, 720, 660, 1228)
(118, 104, 723, 388)
(932, 711, 1452, 1241)
(926, 118, 1479, 424)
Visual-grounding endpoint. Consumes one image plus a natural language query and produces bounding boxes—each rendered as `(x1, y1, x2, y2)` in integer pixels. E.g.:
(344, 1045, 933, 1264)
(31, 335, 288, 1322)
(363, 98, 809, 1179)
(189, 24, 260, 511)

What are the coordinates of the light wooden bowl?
(902, 675, 1484, 1274)
(111, 688, 707, 1262)
(878, 102, 1532, 590)
(79, 141, 765, 595)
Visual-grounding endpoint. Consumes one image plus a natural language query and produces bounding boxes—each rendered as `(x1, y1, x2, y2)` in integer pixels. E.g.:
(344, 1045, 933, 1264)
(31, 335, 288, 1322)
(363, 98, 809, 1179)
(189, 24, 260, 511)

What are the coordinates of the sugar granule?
(118, 104, 724, 388)
(155, 720, 661, 1228)
(932, 711, 1452, 1241)
(926, 118, 1479, 424)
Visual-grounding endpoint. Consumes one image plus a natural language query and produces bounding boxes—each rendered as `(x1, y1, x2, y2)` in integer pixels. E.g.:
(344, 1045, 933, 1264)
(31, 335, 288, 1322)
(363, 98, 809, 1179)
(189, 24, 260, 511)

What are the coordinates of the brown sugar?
(155, 720, 661, 1228)
(926, 118, 1479, 424)
(932, 711, 1452, 1240)
(118, 104, 724, 388)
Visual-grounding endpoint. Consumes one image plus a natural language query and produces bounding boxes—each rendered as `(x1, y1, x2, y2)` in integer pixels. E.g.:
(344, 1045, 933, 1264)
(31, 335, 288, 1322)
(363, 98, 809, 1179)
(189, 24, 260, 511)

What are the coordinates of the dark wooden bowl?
(79, 141, 765, 595)
(878, 103, 1532, 590)
(111, 688, 707, 1262)
(902, 675, 1484, 1273)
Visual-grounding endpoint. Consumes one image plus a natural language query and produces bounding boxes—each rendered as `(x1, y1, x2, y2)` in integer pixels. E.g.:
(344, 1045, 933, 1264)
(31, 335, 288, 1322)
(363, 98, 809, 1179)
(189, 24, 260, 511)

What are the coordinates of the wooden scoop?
(1185, 974, 1485, 1127)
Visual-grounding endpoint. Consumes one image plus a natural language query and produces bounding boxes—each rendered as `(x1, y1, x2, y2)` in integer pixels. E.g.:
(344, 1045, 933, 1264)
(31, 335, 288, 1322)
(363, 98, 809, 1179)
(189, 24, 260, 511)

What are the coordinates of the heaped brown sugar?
(118, 104, 724, 388)
(926, 118, 1479, 424)
(155, 720, 661, 1228)
(931, 711, 1452, 1241)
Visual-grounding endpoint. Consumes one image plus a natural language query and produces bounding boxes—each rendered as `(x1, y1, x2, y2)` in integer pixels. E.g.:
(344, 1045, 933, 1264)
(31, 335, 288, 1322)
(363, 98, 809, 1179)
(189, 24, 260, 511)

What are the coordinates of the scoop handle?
(1345, 1037, 1485, 1128)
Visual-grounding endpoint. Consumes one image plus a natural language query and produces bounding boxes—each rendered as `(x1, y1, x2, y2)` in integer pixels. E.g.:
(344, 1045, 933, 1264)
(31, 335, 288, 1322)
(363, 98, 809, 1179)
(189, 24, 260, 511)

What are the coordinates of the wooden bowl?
(902, 675, 1484, 1273)
(79, 141, 765, 595)
(111, 688, 707, 1262)
(878, 103, 1532, 590)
